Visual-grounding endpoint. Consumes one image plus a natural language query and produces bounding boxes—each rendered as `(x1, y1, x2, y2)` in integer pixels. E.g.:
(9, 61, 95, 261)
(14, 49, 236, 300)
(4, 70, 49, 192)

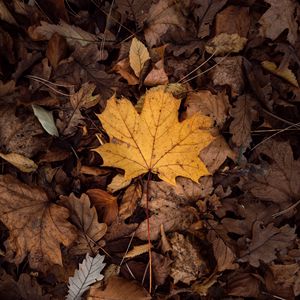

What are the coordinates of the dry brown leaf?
(226, 271, 261, 298)
(239, 221, 296, 267)
(59, 193, 107, 255)
(242, 140, 300, 211)
(0, 1, 17, 25)
(124, 243, 150, 258)
(265, 264, 300, 298)
(28, 20, 97, 47)
(144, 59, 169, 86)
(0, 80, 15, 97)
(207, 230, 238, 272)
(119, 183, 142, 220)
(205, 33, 247, 55)
(0, 152, 38, 172)
(46, 33, 68, 69)
(262, 60, 299, 87)
(112, 58, 139, 85)
(107, 174, 132, 193)
(170, 233, 208, 284)
(215, 5, 250, 37)
(152, 252, 172, 285)
(95, 88, 214, 186)
(70, 82, 100, 109)
(185, 90, 231, 127)
(144, 0, 186, 47)
(200, 136, 236, 173)
(105, 220, 138, 241)
(129, 37, 150, 78)
(88, 276, 151, 300)
(258, 0, 298, 45)
(210, 56, 244, 96)
(86, 189, 118, 225)
(192, 273, 219, 296)
(229, 94, 258, 149)
(0, 175, 77, 272)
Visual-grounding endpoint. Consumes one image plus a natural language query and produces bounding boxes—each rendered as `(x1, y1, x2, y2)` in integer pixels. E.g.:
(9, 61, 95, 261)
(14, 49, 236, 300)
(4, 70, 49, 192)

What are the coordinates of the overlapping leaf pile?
(0, 0, 300, 299)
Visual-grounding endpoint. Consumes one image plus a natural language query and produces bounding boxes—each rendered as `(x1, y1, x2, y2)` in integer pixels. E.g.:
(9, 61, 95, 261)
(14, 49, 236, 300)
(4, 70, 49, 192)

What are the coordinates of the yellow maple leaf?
(94, 88, 214, 185)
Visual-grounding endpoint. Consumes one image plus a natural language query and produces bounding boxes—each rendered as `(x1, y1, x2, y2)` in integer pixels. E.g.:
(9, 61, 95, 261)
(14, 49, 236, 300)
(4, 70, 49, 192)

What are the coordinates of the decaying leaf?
(0, 175, 77, 272)
(258, 0, 298, 45)
(144, 0, 186, 47)
(59, 193, 107, 255)
(185, 90, 231, 127)
(125, 243, 150, 258)
(170, 233, 208, 284)
(262, 60, 299, 87)
(28, 20, 97, 47)
(229, 94, 258, 149)
(0, 152, 38, 172)
(205, 33, 247, 55)
(239, 221, 296, 267)
(129, 37, 150, 78)
(88, 276, 151, 300)
(67, 253, 106, 300)
(95, 88, 214, 185)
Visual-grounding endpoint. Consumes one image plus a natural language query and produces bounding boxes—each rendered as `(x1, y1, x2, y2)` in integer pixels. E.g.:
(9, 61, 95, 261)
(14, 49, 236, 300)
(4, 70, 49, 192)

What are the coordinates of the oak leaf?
(0, 175, 77, 272)
(94, 88, 214, 185)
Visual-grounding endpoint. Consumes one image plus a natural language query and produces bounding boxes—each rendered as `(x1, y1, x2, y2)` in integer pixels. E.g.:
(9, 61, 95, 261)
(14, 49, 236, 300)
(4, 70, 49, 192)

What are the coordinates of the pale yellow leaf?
(129, 37, 150, 78)
(94, 88, 214, 185)
(205, 33, 247, 55)
(261, 60, 299, 87)
(0, 152, 38, 172)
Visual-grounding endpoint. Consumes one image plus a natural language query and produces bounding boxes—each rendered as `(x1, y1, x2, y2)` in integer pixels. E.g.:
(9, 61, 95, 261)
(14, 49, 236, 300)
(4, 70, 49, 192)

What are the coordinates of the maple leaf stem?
(145, 171, 153, 294)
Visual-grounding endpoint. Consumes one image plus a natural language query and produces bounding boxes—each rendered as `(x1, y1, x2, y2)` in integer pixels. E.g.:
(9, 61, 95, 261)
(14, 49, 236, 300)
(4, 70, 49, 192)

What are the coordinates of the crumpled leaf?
(88, 276, 151, 300)
(258, 0, 298, 45)
(0, 175, 77, 272)
(94, 88, 214, 185)
(205, 33, 247, 55)
(28, 20, 97, 47)
(144, 0, 186, 47)
(229, 94, 258, 149)
(0, 152, 38, 172)
(32, 104, 59, 137)
(170, 233, 208, 284)
(67, 253, 106, 300)
(239, 221, 296, 267)
(129, 37, 150, 78)
(59, 193, 107, 255)
(262, 60, 299, 87)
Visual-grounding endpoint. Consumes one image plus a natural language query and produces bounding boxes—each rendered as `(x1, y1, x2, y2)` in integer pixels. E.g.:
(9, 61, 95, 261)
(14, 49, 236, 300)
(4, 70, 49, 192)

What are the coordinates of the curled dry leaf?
(0, 152, 38, 172)
(86, 188, 118, 225)
(229, 94, 258, 150)
(59, 193, 107, 255)
(170, 233, 208, 284)
(129, 37, 150, 78)
(144, 59, 169, 86)
(94, 88, 214, 186)
(185, 90, 231, 127)
(112, 58, 139, 85)
(88, 276, 151, 300)
(124, 243, 150, 258)
(262, 60, 299, 87)
(205, 33, 247, 55)
(0, 1, 17, 25)
(107, 174, 132, 193)
(152, 252, 172, 285)
(258, 0, 298, 45)
(0, 175, 77, 272)
(46, 33, 68, 69)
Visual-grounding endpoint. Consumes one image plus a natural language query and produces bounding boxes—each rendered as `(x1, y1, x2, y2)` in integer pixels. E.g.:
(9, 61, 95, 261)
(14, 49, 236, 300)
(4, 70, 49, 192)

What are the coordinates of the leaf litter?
(0, 0, 300, 299)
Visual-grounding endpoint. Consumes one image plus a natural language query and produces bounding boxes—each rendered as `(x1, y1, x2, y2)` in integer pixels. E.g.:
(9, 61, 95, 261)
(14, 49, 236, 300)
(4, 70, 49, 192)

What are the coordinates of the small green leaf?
(32, 104, 59, 137)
